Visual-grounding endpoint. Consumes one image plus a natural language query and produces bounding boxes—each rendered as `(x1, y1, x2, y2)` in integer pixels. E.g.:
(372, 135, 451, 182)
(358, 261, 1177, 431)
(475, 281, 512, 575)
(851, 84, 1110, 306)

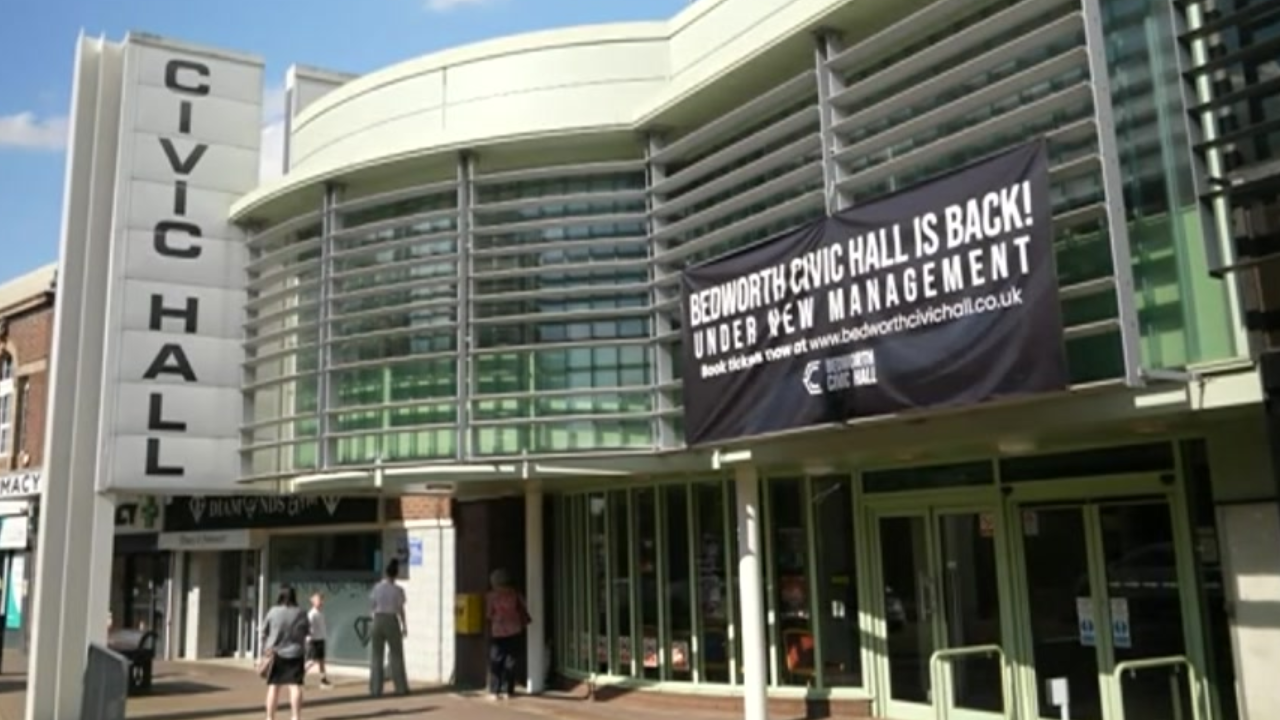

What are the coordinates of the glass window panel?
(1100, 0, 1236, 366)
(339, 192, 456, 230)
(769, 478, 813, 687)
(382, 427, 455, 461)
(610, 490, 635, 676)
(332, 433, 380, 465)
(634, 489, 660, 680)
(472, 426, 528, 457)
(664, 486, 693, 681)
(291, 442, 318, 471)
(532, 420, 652, 453)
(694, 482, 731, 684)
(267, 532, 381, 665)
(474, 173, 645, 205)
(330, 332, 457, 365)
(589, 494, 609, 674)
(812, 477, 862, 687)
(473, 197, 647, 228)
(331, 263, 458, 294)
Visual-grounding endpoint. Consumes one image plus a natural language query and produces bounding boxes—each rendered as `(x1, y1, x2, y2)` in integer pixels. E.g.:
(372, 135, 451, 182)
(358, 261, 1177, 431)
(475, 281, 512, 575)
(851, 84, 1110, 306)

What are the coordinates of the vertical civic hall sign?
(679, 141, 1068, 446)
(99, 36, 263, 492)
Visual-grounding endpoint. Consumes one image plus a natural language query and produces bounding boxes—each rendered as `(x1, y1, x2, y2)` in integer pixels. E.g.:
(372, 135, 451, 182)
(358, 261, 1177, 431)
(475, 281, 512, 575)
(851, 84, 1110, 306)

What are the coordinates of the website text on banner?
(678, 140, 1069, 446)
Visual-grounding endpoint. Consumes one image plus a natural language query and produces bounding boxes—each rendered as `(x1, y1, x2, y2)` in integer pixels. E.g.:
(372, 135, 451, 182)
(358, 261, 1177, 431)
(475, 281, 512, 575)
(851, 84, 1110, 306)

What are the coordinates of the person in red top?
(485, 568, 530, 701)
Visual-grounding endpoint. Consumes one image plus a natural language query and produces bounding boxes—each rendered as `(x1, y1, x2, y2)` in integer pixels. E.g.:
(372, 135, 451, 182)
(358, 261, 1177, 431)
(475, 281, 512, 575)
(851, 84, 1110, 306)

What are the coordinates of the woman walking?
(260, 586, 310, 720)
(486, 568, 531, 701)
(369, 559, 410, 697)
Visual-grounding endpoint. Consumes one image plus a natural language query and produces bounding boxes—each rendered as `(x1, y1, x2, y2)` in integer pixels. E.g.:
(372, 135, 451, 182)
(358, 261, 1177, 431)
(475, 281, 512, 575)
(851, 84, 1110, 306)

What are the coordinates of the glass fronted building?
(220, 0, 1279, 718)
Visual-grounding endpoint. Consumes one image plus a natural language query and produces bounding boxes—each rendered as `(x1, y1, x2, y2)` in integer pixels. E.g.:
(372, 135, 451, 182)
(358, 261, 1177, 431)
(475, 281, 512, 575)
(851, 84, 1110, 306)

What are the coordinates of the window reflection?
(664, 486, 693, 680)
(769, 478, 813, 687)
(589, 494, 609, 674)
(635, 489, 660, 679)
(813, 477, 862, 687)
(694, 482, 731, 683)
(611, 491, 634, 675)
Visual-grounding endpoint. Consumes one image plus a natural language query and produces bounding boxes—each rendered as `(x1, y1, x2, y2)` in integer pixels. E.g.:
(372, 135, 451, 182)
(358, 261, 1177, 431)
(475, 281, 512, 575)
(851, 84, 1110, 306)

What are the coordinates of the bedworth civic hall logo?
(803, 350, 879, 396)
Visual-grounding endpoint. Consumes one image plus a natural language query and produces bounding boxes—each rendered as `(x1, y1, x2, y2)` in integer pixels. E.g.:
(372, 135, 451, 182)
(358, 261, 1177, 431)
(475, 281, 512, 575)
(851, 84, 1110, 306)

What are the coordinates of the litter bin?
(82, 643, 129, 720)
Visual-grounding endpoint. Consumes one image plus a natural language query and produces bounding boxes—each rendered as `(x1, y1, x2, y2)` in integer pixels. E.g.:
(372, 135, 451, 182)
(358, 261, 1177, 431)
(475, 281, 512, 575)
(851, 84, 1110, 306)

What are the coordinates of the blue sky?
(0, 0, 689, 279)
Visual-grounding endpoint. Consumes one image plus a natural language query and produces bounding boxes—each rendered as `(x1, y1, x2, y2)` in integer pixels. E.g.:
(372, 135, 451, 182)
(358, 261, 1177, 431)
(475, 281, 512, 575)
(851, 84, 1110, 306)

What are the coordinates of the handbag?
(256, 648, 275, 678)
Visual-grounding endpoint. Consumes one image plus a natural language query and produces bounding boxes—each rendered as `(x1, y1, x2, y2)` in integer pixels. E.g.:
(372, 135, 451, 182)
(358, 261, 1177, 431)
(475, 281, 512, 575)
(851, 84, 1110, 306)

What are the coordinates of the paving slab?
(0, 652, 752, 720)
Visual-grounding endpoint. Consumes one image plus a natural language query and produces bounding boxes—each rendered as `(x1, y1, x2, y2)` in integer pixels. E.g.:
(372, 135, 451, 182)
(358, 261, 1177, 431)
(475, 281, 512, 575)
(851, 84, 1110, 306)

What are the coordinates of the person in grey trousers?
(368, 559, 410, 696)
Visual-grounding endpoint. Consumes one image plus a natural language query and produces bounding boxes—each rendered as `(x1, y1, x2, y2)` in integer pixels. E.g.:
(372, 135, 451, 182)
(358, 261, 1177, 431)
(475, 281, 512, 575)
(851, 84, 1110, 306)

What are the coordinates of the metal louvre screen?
(679, 140, 1069, 446)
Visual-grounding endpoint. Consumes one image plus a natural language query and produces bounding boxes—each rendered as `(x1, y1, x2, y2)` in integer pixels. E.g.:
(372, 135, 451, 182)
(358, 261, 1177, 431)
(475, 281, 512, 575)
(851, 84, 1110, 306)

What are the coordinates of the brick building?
(0, 263, 56, 654)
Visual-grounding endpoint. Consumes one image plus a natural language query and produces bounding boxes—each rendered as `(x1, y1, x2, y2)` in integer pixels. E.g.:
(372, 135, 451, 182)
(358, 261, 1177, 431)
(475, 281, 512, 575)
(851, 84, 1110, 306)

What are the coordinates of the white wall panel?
(119, 281, 244, 339)
(125, 180, 242, 238)
(112, 383, 242, 437)
(99, 36, 262, 494)
(133, 43, 263, 104)
(128, 132, 260, 195)
(131, 85, 261, 150)
(115, 330, 244, 387)
(120, 230, 245, 290)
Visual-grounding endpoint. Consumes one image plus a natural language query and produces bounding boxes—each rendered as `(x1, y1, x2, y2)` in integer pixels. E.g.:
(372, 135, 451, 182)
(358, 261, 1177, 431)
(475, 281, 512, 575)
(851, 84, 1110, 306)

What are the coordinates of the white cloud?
(258, 84, 287, 182)
(424, 0, 494, 12)
(0, 112, 68, 151)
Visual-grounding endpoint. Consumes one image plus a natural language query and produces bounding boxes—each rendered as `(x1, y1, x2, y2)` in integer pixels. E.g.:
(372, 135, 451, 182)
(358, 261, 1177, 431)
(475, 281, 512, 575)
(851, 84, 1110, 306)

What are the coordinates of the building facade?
(0, 264, 55, 660)
(40, 0, 1279, 719)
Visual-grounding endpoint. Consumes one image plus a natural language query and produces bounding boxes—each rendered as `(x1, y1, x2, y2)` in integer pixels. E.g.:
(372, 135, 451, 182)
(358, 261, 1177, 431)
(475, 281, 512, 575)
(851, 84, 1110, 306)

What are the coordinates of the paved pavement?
(0, 652, 749, 720)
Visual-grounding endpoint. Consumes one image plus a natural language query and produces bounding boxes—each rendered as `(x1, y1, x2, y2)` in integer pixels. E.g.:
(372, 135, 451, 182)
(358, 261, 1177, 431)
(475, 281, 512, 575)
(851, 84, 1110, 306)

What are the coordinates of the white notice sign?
(1076, 597, 1096, 647)
(1110, 597, 1131, 649)
(99, 36, 262, 492)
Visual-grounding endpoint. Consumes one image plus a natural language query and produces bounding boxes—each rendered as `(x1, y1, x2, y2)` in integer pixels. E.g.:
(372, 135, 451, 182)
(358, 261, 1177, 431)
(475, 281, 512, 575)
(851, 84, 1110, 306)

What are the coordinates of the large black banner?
(680, 140, 1068, 446)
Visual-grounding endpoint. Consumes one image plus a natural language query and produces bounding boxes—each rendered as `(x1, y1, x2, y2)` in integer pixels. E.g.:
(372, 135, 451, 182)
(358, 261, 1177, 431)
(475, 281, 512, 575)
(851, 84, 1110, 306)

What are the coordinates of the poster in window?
(643, 636, 659, 668)
(671, 639, 691, 672)
(619, 635, 633, 665)
(778, 574, 808, 618)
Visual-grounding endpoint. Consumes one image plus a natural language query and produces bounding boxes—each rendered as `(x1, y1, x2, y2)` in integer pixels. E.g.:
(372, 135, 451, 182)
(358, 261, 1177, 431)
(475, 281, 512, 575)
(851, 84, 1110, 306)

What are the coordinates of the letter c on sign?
(154, 220, 204, 259)
(164, 59, 211, 96)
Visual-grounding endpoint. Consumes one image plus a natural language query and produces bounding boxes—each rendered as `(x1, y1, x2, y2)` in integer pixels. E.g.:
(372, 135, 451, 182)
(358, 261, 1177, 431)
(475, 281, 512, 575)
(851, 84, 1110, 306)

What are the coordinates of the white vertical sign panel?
(99, 37, 263, 492)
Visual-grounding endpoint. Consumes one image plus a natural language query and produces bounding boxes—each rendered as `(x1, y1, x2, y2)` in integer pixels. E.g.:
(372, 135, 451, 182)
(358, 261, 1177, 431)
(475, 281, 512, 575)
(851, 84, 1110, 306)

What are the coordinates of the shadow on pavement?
(136, 692, 439, 720)
(138, 681, 228, 696)
(325, 710, 426, 720)
(0, 680, 24, 695)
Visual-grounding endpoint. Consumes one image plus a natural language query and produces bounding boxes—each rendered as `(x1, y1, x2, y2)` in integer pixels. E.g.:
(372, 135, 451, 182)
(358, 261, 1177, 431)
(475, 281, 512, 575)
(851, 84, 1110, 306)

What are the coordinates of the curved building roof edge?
(231, 0, 847, 221)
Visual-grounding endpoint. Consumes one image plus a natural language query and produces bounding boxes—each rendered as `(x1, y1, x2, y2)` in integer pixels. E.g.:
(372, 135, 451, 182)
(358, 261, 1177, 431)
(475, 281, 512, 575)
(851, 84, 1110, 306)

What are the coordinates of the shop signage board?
(0, 471, 42, 499)
(96, 36, 262, 492)
(163, 494, 381, 532)
(0, 516, 30, 550)
(157, 528, 254, 551)
(679, 140, 1068, 446)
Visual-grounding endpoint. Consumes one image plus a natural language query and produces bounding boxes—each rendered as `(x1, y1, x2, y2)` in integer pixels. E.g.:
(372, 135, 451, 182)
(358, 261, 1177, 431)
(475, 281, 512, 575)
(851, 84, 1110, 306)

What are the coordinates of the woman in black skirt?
(260, 586, 310, 720)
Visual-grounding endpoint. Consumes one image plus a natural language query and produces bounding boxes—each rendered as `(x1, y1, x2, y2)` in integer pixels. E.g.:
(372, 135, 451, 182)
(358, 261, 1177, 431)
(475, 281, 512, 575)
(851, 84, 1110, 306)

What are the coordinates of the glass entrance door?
(216, 551, 260, 659)
(876, 507, 1010, 720)
(1015, 499, 1198, 720)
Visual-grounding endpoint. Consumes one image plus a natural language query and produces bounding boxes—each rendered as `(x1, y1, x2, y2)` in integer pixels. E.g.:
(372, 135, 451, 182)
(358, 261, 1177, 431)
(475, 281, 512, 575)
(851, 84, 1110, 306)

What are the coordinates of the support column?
(735, 465, 768, 720)
(456, 152, 474, 459)
(28, 36, 120, 720)
(525, 488, 546, 694)
(316, 183, 340, 468)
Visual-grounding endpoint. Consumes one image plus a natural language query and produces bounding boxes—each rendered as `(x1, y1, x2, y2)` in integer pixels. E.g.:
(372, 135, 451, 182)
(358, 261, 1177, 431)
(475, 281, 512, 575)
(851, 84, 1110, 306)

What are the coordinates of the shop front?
(550, 436, 1237, 720)
(111, 495, 168, 651)
(161, 495, 382, 663)
(0, 469, 40, 660)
